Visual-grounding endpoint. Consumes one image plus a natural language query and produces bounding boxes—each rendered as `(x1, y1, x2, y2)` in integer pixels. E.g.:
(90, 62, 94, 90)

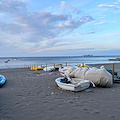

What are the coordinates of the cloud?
(33, 47, 95, 54)
(61, 1, 66, 10)
(57, 16, 94, 30)
(61, 1, 82, 14)
(114, 2, 119, 4)
(0, 23, 24, 34)
(94, 21, 105, 25)
(98, 4, 115, 8)
(98, 4, 120, 10)
(0, 0, 28, 15)
(0, 0, 94, 53)
(79, 31, 95, 35)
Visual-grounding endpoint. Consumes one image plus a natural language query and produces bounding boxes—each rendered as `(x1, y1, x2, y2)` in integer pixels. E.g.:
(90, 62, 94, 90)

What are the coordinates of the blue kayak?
(0, 75, 6, 85)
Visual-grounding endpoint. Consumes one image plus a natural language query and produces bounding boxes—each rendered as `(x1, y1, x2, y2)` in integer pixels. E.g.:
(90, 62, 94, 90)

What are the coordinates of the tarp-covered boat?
(59, 66, 113, 87)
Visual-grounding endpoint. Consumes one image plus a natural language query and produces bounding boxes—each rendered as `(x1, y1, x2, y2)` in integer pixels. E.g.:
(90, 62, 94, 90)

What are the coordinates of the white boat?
(55, 77, 91, 92)
(43, 66, 56, 72)
(50, 64, 62, 69)
(44, 64, 62, 72)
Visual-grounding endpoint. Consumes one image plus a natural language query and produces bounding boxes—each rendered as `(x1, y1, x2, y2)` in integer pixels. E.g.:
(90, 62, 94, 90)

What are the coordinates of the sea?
(0, 56, 120, 69)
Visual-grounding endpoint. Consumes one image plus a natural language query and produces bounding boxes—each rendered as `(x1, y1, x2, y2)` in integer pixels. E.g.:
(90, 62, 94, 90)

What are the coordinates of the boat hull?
(55, 77, 90, 92)
(0, 75, 6, 86)
(43, 67, 55, 72)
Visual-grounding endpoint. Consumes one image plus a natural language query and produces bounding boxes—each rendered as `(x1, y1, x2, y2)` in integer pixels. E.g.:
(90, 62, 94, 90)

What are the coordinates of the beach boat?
(37, 66, 44, 70)
(0, 75, 6, 86)
(55, 77, 91, 92)
(31, 66, 43, 70)
(43, 66, 56, 72)
(76, 64, 89, 67)
(49, 64, 62, 69)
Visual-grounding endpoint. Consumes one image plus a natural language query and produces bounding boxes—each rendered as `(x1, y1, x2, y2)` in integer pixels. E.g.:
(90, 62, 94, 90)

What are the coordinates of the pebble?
(51, 92, 54, 94)
(23, 97, 25, 99)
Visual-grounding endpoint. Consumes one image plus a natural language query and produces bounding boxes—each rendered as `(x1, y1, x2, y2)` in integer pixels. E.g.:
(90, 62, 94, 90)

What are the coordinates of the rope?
(4, 63, 11, 68)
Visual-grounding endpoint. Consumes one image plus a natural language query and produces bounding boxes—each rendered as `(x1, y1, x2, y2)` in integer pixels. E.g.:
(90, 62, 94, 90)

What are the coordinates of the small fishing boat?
(0, 75, 6, 86)
(31, 66, 43, 70)
(49, 64, 62, 70)
(75, 64, 89, 67)
(55, 77, 91, 92)
(43, 64, 62, 72)
(43, 66, 56, 72)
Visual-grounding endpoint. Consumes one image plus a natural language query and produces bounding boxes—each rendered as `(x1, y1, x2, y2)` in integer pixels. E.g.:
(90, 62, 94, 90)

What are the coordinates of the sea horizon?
(0, 55, 120, 69)
(0, 54, 120, 58)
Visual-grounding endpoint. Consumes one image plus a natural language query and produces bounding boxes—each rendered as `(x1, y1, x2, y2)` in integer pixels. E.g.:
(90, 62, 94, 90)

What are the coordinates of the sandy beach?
(0, 63, 120, 120)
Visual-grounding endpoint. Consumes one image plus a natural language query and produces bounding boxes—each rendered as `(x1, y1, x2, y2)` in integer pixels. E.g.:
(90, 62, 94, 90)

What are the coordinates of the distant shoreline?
(0, 55, 120, 58)
(0, 56, 120, 69)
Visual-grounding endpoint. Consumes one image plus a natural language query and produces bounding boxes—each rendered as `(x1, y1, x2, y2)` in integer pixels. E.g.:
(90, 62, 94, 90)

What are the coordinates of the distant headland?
(108, 58, 120, 61)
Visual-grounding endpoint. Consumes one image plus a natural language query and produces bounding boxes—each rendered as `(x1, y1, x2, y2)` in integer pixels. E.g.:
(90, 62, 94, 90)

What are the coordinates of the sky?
(0, 0, 120, 57)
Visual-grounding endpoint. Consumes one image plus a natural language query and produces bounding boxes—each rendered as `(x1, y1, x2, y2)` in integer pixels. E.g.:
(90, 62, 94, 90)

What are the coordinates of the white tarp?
(64, 66, 113, 87)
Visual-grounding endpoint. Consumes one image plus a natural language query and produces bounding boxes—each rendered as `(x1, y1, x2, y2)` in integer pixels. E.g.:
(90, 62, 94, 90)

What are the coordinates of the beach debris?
(51, 92, 54, 94)
(48, 72, 53, 75)
(4, 59, 10, 63)
(37, 74, 39, 77)
(23, 97, 25, 99)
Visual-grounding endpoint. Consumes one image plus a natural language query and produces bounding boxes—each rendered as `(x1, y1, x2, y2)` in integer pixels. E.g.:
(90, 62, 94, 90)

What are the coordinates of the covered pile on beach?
(63, 66, 113, 87)
(0, 63, 120, 120)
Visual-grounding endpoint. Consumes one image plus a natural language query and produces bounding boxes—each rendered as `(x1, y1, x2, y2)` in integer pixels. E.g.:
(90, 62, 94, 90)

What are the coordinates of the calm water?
(0, 56, 120, 69)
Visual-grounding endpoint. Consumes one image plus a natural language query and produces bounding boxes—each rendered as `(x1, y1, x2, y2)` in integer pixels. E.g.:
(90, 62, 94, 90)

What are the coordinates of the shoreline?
(1, 62, 120, 73)
(1, 55, 120, 69)
(0, 63, 120, 120)
(1, 61, 120, 68)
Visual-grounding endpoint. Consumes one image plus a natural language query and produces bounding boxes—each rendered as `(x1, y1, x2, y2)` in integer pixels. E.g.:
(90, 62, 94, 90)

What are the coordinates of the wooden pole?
(36, 65, 38, 71)
(66, 62, 67, 66)
(82, 63, 84, 67)
(54, 63, 55, 71)
(46, 63, 47, 71)
(112, 63, 114, 84)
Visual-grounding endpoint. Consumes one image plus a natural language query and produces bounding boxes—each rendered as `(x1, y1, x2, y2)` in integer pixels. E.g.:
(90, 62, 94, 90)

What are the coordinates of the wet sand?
(0, 63, 120, 120)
